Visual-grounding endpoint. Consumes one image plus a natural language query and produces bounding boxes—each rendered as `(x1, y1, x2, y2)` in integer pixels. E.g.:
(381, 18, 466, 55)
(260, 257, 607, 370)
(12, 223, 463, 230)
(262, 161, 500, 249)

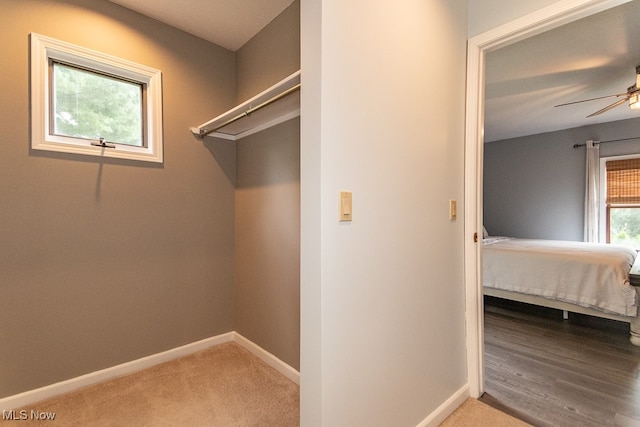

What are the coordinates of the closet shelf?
(191, 70, 300, 141)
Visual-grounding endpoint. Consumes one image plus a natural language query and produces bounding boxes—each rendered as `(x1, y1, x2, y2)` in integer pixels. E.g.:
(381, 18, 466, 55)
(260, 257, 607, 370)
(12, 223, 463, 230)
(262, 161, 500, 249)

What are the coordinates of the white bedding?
(483, 238, 638, 317)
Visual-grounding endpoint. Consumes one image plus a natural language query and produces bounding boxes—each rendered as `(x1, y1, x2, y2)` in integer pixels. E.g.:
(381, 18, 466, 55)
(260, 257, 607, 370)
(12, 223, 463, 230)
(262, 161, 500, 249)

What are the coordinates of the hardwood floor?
(481, 296, 640, 427)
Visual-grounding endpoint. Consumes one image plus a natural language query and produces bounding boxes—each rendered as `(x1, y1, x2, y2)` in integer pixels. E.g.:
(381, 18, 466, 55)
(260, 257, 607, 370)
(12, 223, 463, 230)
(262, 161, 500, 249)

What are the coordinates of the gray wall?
(235, 1, 300, 103)
(484, 117, 640, 240)
(234, 1, 301, 370)
(0, 0, 237, 397)
(235, 118, 300, 370)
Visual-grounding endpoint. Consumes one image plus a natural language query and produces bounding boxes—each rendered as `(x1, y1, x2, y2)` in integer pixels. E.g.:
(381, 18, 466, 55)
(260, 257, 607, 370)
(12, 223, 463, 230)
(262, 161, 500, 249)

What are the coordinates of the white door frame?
(464, 0, 633, 398)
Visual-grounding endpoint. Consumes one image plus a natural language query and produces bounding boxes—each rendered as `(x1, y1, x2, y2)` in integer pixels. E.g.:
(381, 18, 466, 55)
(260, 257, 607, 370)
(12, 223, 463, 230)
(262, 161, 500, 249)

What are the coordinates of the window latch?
(91, 137, 116, 149)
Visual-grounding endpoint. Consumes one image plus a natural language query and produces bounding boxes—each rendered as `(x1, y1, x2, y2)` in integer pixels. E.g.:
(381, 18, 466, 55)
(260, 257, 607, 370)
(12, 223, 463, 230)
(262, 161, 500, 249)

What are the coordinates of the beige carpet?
(2, 343, 527, 427)
(2, 342, 299, 426)
(441, 398, 532, 427)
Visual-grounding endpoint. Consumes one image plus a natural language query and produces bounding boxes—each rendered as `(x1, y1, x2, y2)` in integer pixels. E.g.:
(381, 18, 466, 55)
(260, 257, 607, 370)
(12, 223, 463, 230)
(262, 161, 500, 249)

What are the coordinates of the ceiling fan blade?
(586, 97, 629, 117)
(554, 92, 628, 107)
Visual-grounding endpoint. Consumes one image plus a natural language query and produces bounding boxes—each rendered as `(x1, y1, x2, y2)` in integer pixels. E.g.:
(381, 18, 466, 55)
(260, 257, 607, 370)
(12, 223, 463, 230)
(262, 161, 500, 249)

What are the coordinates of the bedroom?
(480, 0, 640, 424)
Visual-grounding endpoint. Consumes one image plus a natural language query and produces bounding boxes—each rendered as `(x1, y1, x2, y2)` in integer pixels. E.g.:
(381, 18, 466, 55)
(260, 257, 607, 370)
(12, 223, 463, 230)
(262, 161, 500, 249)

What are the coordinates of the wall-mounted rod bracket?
(190, 127, 207, 138)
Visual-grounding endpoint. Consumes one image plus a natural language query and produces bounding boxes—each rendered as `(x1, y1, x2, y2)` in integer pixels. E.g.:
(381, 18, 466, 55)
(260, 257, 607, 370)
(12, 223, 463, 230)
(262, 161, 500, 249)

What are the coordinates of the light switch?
(339, 191, 352, 221)
(450, 200, 457, 221)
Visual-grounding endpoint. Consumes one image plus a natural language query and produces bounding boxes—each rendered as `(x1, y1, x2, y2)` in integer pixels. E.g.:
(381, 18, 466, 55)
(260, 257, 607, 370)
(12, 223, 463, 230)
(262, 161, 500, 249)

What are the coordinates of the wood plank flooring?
(481, 296, 640, 427)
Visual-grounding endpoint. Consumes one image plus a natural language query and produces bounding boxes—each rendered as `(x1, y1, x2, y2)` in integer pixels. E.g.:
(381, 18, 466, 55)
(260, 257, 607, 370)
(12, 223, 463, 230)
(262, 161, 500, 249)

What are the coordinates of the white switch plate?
(339, 191, 352, 221)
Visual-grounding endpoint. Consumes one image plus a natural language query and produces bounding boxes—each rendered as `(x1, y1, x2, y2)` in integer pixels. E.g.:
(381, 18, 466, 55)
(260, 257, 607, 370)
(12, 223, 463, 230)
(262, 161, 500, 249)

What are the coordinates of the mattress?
(483, 238, 638, 317)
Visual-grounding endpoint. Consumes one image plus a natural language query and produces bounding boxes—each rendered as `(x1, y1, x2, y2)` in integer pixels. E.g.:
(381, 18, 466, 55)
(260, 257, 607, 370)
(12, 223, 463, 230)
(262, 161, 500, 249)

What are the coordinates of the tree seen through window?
(609, 207, 640, 249)
(52, 62, 143, 146)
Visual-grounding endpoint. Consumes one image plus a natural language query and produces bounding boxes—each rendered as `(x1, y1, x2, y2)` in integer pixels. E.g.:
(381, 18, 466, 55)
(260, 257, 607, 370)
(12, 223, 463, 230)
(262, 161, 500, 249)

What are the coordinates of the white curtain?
(584, 140, 600, 242)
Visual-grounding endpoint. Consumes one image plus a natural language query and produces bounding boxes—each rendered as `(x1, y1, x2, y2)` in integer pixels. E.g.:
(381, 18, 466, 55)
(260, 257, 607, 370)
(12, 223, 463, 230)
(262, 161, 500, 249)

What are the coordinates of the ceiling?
(485, 0, 640, 142)
(107, 1, 639, 143)
(107, 0, 295, 52)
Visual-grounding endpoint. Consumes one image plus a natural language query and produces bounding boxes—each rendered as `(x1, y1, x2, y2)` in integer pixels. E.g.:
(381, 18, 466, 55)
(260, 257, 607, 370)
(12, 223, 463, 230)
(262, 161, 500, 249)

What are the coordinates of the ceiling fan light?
(630, 93, 640, 110)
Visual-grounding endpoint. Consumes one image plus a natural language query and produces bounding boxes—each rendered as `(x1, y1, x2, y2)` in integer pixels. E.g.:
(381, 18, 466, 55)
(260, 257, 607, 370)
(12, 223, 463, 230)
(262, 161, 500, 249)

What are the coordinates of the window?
(52, 62, 144, 146)
(601, 156, 640, 249)
(30, 33, 163, 163)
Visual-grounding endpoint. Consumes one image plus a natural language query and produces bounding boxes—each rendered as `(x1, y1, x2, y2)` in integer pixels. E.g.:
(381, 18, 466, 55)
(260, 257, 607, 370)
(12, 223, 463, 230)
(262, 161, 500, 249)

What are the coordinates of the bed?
(482, 236, 640, 346)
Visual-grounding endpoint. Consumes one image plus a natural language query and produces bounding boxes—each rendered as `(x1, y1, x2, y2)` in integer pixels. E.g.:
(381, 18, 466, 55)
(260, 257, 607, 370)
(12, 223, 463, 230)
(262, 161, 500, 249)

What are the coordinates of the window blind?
(606, 158, 640, 205)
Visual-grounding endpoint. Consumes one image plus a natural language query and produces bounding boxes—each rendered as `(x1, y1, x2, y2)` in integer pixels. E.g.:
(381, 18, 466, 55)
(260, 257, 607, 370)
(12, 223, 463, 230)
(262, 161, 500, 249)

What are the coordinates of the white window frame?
(30, 33, 163, 163)
(598, 153, 640, 243)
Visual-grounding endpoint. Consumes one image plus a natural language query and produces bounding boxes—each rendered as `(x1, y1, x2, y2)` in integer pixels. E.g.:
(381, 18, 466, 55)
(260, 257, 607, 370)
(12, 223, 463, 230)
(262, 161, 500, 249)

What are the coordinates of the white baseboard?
(415, 384, 470, 427)
(0, 331, 299, 411)
(233, 333, 300, 385)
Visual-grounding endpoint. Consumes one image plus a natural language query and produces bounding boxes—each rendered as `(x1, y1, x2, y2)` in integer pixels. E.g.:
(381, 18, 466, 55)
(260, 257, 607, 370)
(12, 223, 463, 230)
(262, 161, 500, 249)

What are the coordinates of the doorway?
(463, 0, 634, 398)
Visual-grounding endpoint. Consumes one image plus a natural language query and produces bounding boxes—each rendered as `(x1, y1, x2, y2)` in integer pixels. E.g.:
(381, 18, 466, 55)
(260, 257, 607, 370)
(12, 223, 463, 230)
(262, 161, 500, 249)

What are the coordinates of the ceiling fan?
(555, 65, 640, 117)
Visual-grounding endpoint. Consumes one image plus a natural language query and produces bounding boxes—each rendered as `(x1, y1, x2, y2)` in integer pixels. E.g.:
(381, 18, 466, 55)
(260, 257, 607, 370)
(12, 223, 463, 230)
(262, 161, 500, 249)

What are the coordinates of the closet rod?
(196, 84, 301, 137)
(573, 136, 640, 148)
